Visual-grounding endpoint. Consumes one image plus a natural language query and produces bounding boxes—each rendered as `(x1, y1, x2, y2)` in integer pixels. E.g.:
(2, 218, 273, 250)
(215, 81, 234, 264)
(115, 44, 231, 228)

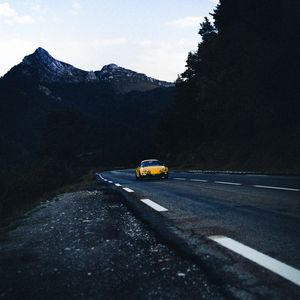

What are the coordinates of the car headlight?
(141, 169, 149, 175)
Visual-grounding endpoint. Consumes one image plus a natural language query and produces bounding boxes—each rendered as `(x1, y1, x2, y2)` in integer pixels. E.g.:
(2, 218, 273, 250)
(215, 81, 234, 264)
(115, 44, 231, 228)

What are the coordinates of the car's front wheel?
(136, 172, 143, 180)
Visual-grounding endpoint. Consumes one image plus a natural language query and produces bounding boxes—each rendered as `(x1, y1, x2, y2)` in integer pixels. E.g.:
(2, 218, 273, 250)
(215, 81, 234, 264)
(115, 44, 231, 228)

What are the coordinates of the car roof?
(141, 159, 159, 162)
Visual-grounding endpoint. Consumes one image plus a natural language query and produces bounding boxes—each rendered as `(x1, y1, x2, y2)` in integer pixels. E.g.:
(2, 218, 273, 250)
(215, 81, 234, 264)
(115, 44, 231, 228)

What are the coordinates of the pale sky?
(0, 0, 218, 82)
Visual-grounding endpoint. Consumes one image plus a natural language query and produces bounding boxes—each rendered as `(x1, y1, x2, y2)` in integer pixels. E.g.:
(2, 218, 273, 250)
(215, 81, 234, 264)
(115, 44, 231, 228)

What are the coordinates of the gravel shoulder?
(0, 183, 224, 300)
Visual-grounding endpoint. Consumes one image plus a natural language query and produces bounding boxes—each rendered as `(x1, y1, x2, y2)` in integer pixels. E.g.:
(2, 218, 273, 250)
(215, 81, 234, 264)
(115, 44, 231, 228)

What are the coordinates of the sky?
(0, 0, 218, 82)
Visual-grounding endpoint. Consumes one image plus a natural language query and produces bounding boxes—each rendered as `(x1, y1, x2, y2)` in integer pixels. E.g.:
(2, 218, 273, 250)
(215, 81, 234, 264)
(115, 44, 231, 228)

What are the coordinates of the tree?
(159, 0, 300, 171)
(198, 17, 217, 42)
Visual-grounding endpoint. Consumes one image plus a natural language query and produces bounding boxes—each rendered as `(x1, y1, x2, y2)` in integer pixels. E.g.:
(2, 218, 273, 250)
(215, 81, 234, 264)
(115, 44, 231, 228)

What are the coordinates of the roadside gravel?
(0, 184, 224, 300)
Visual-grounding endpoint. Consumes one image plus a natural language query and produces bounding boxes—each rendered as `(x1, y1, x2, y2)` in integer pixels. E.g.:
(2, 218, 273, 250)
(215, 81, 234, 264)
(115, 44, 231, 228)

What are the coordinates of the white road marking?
(111, 171, 135, 177)
(209, 235, 300, 287)
(215, 181, 241, 186)
(96, 173, 103, 180)
(123, 187, 134, 193)
(108, 181, 113, 184)
(140, 199, 168, 212)
(253, 185, 300, 192)
(104, 179, 107, 182)
(115, 183, 122, 187)
(190, 179, 208, 182)
(173, 178, 186, 181)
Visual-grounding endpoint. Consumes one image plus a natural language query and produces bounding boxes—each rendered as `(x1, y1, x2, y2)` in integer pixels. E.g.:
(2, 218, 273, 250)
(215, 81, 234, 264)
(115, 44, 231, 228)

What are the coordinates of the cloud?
(30, 3, 48, 13)
(30, 4, 41, 11)
(72, 1, 81, 10)
(134, 50, 187, 82)
(132, 40, 195, 82)
(71, 1, 81, 14)
(91, 37, 127, 47)
(166, 16, 204, 28)
(139, 40, 153, 48)
(0, 2, 34, 24)
(0, 2, 15, 17)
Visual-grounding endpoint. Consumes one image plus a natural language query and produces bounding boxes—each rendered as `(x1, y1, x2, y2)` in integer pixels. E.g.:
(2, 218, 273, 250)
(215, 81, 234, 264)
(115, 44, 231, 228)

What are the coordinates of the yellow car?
(136, 159, 168, 180)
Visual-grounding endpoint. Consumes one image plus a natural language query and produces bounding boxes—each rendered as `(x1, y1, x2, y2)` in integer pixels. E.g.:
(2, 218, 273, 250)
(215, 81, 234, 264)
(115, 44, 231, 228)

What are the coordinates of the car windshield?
(141, 160, 162, 167)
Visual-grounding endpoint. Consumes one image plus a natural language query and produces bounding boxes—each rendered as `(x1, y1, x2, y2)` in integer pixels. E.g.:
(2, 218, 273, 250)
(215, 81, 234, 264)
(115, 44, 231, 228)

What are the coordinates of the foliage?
(159, 0, 300, 172)
(0, 159, 81, 218)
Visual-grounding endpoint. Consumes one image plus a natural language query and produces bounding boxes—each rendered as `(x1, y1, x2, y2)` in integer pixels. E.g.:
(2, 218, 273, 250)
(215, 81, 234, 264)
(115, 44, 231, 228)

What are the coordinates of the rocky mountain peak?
(23, 47, 56, 67)
(95, 63, 174, 93)
(20, 47, 88, 83)
(5, 48, 174, 92)
(103, 63, 119, 70)
(34, 47, 52, 58)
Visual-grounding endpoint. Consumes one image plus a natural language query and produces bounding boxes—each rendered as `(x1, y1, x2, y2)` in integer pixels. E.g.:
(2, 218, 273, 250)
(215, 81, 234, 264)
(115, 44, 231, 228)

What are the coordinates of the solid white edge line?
(173, 178, 186, 180)
(123, 187, 134, 193)
(96, 173, 103, 180)
(209, 235, 300, 287)
(140, 199, 168, 212)
(115, 183, 122, 187)
(215, 181, 241, 186)
(253, 185, 300, 192)
(190, 179, 208, 182)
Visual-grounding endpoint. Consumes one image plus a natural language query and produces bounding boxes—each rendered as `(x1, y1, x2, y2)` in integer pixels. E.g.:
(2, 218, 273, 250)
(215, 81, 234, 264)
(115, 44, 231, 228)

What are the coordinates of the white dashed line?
(173, 178, 186, 181)
(190, 179, 208, 183)
(115, 183, 122, 187)
(123, 187, 134, 193)
(108, 181, 113, 184)
(215, 181, 241, 186)
(140, 199, 168, 212)
(209, 235, 300, 287)
(253, 185, 300, 192)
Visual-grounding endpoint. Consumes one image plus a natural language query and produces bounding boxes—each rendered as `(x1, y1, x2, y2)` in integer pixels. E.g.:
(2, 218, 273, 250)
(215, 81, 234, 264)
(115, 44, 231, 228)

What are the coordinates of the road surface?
(98, 169, 300, 298)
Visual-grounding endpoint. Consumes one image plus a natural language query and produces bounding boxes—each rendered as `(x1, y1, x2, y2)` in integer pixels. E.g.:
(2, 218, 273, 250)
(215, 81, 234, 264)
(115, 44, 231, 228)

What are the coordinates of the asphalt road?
(99, 169, 300, 296)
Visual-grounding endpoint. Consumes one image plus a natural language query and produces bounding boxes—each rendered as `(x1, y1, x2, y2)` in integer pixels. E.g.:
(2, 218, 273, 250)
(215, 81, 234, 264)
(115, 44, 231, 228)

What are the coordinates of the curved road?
(98, 169, 300, 293)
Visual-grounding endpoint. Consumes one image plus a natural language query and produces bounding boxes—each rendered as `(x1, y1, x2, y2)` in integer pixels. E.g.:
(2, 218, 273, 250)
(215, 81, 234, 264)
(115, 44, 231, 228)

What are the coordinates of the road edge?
(97, 179, 300, 299)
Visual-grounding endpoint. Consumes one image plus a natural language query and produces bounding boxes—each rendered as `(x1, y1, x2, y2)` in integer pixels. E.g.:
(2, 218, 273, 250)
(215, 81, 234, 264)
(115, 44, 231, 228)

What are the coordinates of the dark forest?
(159, 0, 299, 171)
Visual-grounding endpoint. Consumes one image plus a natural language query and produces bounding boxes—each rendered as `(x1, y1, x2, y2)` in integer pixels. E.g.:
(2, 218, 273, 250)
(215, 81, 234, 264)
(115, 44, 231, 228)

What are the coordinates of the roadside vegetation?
(0, 161, 89, 224)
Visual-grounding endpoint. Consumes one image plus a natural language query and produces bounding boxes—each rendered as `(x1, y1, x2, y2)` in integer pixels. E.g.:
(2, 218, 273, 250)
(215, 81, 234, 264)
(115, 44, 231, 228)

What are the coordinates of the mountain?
(95, 63, 173, 93)
(0, 47, 175, 168)
(4, 47, 173, 93)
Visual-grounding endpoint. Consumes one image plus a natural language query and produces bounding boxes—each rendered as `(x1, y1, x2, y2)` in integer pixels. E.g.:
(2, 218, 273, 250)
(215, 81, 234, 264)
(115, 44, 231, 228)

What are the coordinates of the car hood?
(141, 166, 165, 172)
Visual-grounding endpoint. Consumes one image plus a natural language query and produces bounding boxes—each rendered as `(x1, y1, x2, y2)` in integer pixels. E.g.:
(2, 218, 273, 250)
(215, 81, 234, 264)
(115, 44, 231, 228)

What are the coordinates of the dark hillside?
(0, 74, 174, 169)
(0, 62, 174, 218)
